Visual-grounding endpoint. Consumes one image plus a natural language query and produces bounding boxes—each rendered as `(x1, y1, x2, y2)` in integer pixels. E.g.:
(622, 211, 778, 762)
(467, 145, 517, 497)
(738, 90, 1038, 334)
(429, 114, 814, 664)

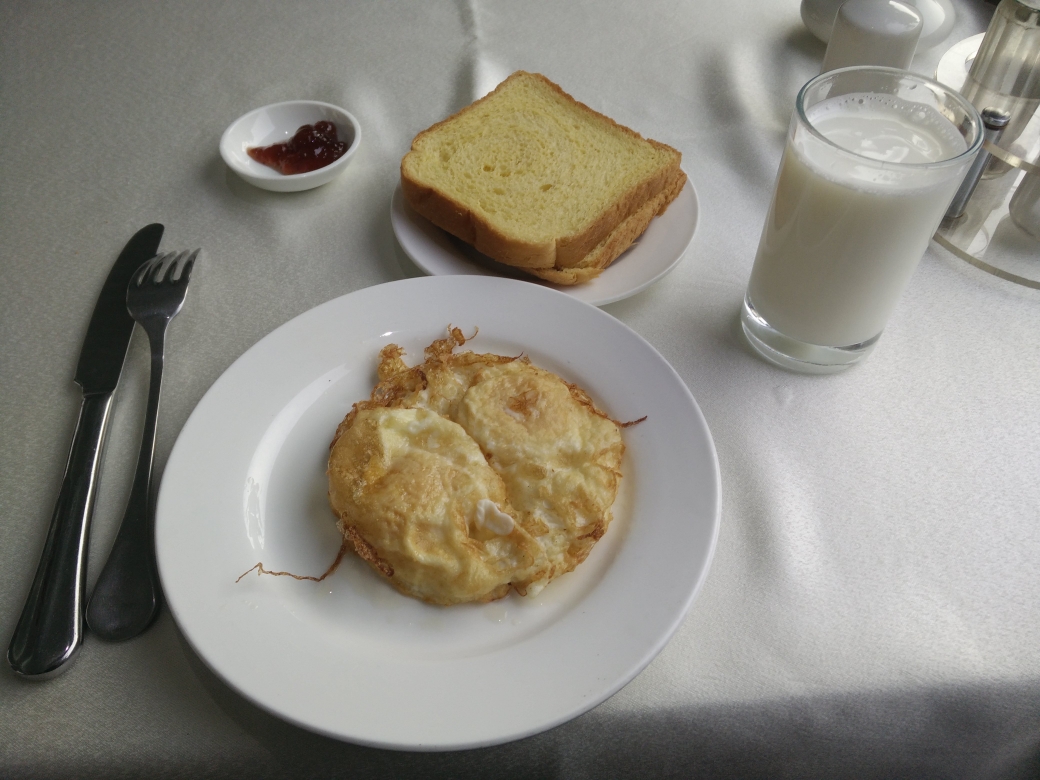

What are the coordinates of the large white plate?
(390, 179, 699, 307)
(156, 276, 719, 751)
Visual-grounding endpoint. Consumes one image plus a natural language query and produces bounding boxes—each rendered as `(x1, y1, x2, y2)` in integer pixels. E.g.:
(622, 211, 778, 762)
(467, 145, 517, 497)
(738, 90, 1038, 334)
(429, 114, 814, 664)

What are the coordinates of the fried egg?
(327, 328, 626, 605)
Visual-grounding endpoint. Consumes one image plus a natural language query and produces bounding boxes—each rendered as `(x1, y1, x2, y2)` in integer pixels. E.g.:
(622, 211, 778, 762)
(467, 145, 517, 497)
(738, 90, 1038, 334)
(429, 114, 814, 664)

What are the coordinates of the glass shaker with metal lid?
(960, 0, 1040, 174)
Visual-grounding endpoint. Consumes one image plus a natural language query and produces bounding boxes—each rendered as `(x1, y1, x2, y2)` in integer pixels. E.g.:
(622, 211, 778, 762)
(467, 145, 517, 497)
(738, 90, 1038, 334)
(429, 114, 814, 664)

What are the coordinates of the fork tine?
(133, 253, 165, 286)
(131, 263, 148, 287)
(176, 249, 200, 282)
(161, 250, 191, 284)
(131, 249, 199, 287)
(147, 258, 163, 284)
(150, 254, 174, 285)
(157, 252, 179, 284)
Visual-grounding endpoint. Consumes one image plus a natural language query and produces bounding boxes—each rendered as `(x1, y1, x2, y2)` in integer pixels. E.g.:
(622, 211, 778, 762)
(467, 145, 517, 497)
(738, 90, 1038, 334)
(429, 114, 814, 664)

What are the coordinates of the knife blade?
(8, 223, 164, 678)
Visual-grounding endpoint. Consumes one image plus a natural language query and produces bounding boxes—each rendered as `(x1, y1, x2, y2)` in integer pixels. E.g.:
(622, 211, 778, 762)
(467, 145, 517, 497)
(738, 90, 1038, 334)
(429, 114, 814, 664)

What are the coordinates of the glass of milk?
(741, 67, 982, 373)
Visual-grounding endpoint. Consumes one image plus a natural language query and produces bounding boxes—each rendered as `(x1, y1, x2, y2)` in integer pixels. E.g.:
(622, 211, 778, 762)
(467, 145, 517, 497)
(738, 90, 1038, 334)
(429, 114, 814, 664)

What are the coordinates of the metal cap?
(981, 107, 1011, 130)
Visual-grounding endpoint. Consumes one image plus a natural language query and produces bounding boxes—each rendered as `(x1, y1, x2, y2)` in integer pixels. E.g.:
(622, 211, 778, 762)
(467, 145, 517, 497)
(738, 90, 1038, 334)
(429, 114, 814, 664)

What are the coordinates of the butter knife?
(8, 223, 164, 678)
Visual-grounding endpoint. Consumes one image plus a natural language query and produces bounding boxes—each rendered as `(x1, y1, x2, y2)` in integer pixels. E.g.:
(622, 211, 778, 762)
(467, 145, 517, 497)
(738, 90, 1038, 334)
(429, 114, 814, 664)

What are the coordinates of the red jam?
(247, 121, 348, 175)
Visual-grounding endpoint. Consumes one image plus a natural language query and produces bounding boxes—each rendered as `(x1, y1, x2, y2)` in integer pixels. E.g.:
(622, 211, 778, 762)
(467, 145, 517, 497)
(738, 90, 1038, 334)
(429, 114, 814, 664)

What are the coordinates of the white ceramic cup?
(821, 0, 923, 72)
(802, 0, 954, 50)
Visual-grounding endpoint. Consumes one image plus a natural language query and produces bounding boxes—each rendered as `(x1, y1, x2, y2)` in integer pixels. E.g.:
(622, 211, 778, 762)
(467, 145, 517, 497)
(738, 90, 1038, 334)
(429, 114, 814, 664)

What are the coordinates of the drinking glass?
(741, 67, 983, 373)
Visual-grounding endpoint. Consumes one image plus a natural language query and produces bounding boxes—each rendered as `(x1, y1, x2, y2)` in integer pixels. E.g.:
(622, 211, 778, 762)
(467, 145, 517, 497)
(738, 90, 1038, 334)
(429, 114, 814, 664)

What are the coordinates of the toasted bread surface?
(401, 71, 683, 283)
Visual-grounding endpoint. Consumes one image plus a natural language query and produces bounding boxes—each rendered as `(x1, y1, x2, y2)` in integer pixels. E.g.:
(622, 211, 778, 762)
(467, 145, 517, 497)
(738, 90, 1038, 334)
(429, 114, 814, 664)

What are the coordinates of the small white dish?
(390, 177, 699, 307)
(935, 33, 984, 93)
(219, 100, 360, 192)
(155, 276, 721, 750)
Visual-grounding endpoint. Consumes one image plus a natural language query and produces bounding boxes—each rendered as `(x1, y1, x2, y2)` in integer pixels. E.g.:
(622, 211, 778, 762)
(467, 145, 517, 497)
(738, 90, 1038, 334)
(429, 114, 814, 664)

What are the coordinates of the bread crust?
(527, 167, 687, 285)
(400, 72, 684, 283)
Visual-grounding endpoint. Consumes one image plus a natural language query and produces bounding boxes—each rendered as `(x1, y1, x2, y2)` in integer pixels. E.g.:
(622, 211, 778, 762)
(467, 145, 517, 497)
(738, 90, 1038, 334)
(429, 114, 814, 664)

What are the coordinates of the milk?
(747, 93, 970, 348)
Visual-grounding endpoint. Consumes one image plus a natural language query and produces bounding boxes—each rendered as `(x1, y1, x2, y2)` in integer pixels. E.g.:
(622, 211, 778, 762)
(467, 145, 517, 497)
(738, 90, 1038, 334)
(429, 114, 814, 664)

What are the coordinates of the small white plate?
(156, 276, 720, 751)
(219, 100, 361, 192)
(935, 33, 983, 93)
(390, 178, 699, 307)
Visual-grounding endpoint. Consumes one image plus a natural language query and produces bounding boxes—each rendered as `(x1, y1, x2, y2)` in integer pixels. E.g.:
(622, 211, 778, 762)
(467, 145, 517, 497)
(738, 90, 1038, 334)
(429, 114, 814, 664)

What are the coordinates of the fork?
(86, 249, 198, 641)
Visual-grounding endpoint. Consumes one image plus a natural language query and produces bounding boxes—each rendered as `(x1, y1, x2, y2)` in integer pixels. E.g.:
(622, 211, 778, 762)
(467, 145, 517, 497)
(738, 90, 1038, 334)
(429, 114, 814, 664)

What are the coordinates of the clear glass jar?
(961, 0, 1040, 174)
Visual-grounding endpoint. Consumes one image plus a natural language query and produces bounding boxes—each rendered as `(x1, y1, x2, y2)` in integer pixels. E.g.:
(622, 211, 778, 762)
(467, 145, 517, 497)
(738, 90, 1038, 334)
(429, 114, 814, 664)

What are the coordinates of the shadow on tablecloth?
(171, 635, 1040, 780)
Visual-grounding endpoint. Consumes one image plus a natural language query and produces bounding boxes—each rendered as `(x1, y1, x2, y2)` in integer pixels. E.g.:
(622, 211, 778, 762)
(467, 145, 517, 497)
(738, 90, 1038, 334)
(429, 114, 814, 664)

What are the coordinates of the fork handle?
(86, 323, 166, 641)
(8, 392, 115, 677)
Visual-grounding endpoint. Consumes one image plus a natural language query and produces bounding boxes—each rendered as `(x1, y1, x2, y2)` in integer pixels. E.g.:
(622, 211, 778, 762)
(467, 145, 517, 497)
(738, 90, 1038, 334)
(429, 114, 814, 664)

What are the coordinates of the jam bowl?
(220, 100, 361, 192)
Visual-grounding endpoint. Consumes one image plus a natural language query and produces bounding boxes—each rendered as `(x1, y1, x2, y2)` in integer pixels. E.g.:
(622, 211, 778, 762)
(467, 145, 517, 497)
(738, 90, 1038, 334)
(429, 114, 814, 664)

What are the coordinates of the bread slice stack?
(400, 71, 686, 285)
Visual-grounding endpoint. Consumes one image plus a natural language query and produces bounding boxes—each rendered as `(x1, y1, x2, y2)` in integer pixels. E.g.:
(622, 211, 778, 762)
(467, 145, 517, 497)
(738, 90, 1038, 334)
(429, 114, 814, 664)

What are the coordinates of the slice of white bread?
(401, 71, 686, 285)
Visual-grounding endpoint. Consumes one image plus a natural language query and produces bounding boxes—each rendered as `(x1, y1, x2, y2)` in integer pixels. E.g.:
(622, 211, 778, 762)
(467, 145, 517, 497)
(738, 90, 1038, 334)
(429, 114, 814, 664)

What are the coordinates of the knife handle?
(8, 392, 114, 678)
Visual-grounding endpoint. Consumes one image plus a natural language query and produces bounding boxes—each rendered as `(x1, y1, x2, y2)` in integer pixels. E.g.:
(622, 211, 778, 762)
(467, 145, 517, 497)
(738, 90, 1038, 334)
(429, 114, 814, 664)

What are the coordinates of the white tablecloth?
(3, 0, 1039, 777)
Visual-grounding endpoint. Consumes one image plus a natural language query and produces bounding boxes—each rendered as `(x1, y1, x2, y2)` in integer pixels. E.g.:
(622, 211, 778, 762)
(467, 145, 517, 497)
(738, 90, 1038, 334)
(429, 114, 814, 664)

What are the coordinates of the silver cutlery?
(86, 249, 198, 642)
(8, 224, 164, 678)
